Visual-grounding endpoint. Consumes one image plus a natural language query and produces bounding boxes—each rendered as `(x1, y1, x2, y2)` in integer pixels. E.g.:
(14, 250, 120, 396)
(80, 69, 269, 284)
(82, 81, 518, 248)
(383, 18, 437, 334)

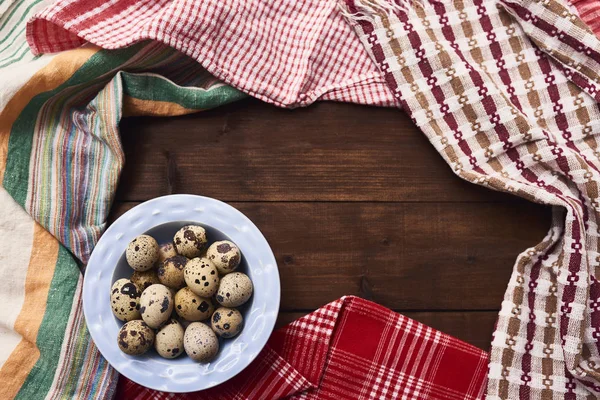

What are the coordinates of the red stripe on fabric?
(116, 296, 487, 399)
(472, 0, 524, 111)
(57, 0, 135, 33)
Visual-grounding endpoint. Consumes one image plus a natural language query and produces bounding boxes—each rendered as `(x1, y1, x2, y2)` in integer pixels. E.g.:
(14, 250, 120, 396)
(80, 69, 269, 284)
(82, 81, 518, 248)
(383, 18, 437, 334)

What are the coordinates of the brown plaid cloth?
(341, 0, 600, 398)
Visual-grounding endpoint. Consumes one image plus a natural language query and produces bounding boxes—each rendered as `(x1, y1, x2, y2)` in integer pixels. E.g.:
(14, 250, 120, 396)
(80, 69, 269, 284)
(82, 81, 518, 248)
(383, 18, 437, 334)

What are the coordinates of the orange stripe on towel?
(0, 46, 99, 182)
(0, 224, 59, 399)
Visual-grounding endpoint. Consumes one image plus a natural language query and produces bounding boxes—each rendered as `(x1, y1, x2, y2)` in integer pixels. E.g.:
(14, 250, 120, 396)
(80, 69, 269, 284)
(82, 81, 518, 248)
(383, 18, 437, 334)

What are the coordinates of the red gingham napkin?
(25, 0, 396, 109)
(116, 296, 488, 399)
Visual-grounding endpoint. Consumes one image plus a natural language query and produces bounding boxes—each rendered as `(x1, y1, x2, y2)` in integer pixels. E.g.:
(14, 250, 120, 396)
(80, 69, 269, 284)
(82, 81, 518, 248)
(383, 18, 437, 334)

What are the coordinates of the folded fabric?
(340, 0, 600, 398)
(25, 0, 600, 398)
(115, 296, 488, 400)
(25, 0, 396, 109)
(0, 1, 117, 398)
(0, 1, 246, 398)
(569, 0, 600, 38)
(2, 40, 245, 264)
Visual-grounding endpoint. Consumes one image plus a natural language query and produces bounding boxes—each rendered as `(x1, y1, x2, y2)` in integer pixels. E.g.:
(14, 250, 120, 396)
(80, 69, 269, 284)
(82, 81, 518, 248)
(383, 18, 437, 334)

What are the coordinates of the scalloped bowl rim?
(83, 194, 280, 393)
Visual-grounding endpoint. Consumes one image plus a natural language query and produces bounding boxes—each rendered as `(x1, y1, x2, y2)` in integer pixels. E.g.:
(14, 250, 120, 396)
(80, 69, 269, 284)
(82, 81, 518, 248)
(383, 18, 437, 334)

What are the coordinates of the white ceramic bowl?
(83, 195, 280, 392)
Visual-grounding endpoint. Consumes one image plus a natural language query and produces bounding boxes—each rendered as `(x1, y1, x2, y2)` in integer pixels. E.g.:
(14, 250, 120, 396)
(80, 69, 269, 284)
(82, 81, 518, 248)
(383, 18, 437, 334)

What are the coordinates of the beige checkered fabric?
(342, 0, 600, 398)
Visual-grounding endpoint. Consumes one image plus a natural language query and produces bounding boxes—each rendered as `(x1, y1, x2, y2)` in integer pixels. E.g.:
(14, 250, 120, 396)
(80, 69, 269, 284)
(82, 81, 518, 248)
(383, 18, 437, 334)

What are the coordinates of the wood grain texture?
(275, 311, 497, 350)
(110, 201, 550, 310)
(117, 99, 519, 203)
(115, 100, 552, 349)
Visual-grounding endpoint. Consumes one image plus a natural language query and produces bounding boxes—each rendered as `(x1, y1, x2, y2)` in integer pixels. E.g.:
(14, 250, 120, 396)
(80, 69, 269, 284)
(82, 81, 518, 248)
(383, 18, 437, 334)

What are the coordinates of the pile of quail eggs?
(110, 225, 253, 362)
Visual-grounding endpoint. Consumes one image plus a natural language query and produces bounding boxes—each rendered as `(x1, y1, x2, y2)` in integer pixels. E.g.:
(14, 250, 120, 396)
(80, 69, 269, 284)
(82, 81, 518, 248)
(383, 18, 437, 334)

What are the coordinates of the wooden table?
(112, 98, 551, 350)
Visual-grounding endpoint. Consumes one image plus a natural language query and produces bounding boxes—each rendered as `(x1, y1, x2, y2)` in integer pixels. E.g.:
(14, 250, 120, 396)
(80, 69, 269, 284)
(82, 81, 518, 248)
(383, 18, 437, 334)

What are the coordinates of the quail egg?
(139, 284, 173, 329)
(157, 255, 188, 289)
(158, 242, 178, 263)
(206, 240, 241, 275)
(174, 287, 214, 321)
(155, 319, 185, 359)
(184, 257, 219, 297)
(110, 279, 141, 322)
(130, 270, 160, 291)
(117, 320, 155, 355)
(216, 272, 253, 307)
(211, 307, 243, 338)
(184, 322, 219, 362)
(174, 225, 207, 258)
(126, 235, 159, 271)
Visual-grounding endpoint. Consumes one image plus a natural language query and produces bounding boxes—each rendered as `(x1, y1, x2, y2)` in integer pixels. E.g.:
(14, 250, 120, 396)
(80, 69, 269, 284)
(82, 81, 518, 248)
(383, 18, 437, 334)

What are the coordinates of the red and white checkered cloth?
(569, 0, 600, 38)
(115, 296, 488, 400)
(26, 0, 396, 109)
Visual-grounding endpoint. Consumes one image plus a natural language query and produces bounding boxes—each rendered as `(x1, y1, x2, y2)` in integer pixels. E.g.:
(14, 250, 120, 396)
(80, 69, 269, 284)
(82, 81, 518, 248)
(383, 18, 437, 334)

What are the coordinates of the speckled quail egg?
(110, 279, 141, 322)
(155, 319, 185, 359)
(140, 284, 173, 329)
(206, 240, 241, 275)
(216, 272, 253, 307)
(130, 270, 160, 291)
(174, 225, 207, 258)
(117, 320, 155, 355)
(174, 287, 214, 321)
(184, 257, 219, 297)
(157, 255, 188, 289)
(211, 307, 244, 338)
(158, 242, 178, 263)
(184, 322, 219, 362)
(126, 235, 159, 271)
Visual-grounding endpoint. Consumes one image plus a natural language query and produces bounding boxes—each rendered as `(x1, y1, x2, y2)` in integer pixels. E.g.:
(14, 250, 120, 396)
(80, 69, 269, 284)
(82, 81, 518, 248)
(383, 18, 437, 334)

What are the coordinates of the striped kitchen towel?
(24, 0, 600, 398)
(116, 296, 489, 400)
(0, 0, 246, 398)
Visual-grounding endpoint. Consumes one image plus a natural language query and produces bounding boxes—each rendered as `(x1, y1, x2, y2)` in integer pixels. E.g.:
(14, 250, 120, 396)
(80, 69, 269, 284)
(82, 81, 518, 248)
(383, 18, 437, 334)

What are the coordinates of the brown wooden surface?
(114, 98, 551, 350)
